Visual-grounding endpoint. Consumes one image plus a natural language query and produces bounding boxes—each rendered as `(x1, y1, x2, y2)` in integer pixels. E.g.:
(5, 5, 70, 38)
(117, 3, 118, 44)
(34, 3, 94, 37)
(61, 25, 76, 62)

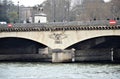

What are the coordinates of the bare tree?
(40, 0, 72, 22)
(71, 0, 114, 21)
(40, 0, 120, 22)
(111, 0, 120, 20)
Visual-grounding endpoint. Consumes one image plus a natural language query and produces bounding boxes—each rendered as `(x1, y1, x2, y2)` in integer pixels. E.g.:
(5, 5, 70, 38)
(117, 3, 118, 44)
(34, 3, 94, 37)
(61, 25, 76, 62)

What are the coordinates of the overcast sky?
(11, 0, 111, 7)
(11, 0, 46, 6)
(104, 0, 111, 3)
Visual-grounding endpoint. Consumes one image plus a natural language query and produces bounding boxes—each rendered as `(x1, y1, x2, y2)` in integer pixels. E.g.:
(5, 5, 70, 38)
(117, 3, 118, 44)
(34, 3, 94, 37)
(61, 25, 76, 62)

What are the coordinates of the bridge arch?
(0, 31, 52, 48)
(63, 30, 120, 49)
(0, 37, 49, 54)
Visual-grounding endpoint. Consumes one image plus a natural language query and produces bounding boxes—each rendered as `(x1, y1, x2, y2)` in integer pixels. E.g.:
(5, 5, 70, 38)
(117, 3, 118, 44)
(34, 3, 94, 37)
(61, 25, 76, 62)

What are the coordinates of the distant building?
(34, 13, 47, 23)
(19, 5, 47, 23)
(19, 6, 33, 23)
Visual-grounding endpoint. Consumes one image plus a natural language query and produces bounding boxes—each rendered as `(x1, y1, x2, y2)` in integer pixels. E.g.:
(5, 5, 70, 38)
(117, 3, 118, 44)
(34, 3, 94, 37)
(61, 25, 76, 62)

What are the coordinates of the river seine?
(0, 62, 120, 79)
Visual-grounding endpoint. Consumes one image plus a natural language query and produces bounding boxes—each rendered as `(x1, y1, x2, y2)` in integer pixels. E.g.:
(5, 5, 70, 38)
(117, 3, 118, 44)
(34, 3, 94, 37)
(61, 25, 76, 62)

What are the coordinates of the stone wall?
(75, 49, 111, 62)
(0, 54, 52, 61)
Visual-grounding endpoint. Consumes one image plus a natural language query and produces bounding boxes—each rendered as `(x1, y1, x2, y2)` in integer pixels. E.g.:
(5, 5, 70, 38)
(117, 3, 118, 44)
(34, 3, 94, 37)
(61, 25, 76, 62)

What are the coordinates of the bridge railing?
(13, 20, 111, 27)
(0, 20, 120, 28)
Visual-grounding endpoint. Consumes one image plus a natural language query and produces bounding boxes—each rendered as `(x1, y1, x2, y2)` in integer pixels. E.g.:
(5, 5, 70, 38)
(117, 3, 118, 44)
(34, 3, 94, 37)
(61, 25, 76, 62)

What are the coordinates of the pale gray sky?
(104, 0, 111, 3)
(11, 0, 46, 6)
(11, 0, 111, 7)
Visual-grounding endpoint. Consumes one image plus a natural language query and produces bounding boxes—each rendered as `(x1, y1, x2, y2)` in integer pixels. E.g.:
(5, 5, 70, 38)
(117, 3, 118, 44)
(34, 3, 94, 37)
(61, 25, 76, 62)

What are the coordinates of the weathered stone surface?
(0, 54, 52, 61)
(52, 50, 73, 63)
(75, 49, 111, 61)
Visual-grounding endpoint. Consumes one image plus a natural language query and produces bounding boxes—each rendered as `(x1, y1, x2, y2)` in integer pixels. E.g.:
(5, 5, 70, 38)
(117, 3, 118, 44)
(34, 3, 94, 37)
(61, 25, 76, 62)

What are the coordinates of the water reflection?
(0, 62, 120, 79)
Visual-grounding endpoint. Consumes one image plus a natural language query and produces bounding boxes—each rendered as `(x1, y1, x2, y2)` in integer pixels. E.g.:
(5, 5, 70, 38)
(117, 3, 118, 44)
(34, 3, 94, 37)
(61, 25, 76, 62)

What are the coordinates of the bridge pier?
(113, 49, 120, 62)
(52, 49, 74, 63)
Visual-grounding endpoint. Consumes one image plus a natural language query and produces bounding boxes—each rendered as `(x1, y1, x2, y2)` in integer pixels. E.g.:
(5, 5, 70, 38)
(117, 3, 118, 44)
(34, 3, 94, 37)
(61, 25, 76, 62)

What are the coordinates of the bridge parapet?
(0, 25, 120, 32)
(0, 23, 120, 32)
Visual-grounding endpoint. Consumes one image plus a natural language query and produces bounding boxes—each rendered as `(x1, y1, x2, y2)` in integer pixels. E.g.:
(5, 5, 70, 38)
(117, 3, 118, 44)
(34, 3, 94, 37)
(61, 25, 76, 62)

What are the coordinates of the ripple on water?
(0, 62, 120, 79)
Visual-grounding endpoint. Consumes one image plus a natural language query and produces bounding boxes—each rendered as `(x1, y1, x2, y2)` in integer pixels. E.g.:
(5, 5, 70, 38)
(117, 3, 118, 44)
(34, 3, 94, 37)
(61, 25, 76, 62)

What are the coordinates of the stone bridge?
(0, 22, 120, 62)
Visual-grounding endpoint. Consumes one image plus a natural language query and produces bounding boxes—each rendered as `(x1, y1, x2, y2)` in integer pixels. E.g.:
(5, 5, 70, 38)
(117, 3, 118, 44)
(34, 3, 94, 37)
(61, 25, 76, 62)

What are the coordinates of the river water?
(0, 62, 120, 79)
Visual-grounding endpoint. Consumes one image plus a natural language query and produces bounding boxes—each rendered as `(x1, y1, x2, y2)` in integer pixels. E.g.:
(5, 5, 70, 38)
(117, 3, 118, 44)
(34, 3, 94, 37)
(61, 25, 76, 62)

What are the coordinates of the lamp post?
(65, 0, 70, 22)
(18, 1, 20, 23)
(67, 0, 70, 22)
(53, 0, 56, 22)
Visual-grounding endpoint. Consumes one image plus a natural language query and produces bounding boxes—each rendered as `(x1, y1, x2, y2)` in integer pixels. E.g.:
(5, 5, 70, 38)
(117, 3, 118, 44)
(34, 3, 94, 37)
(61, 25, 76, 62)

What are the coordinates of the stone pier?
(52, 49, 74, 63)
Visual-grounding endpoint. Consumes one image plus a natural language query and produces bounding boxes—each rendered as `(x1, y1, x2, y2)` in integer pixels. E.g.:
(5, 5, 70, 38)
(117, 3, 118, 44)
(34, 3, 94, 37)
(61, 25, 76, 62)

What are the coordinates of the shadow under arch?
(0, 37, 50, 54)
(65, 35, 120, 50)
